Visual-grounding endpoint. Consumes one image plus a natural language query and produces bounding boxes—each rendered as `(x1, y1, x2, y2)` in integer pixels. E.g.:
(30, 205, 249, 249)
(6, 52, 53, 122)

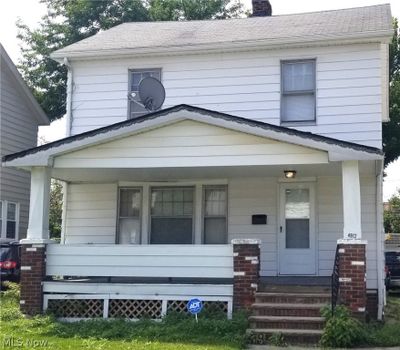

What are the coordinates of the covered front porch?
(2, 105, 384, 319)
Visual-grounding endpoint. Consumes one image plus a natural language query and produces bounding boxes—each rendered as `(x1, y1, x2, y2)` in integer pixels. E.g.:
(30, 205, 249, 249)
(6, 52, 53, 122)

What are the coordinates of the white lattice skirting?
(44, 294, 232, 321)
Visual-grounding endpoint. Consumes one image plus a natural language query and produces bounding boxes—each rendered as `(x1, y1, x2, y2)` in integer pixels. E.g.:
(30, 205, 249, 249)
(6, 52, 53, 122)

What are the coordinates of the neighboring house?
(0, 44, 49, 241)
(2, 1, 392, 341)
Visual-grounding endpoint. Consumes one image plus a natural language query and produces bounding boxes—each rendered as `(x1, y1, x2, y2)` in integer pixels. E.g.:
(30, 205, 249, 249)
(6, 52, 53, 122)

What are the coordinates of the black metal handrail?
(331, 244, 340, 315)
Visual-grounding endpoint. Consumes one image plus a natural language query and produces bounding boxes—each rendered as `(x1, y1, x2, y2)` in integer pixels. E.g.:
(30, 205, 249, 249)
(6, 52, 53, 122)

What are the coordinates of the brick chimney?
(252, 0, 272, 17)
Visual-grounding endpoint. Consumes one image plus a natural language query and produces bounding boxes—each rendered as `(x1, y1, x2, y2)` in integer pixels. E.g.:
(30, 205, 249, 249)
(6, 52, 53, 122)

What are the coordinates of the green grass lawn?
(360, 293, 400, 347)
(0, 284, 247, 350)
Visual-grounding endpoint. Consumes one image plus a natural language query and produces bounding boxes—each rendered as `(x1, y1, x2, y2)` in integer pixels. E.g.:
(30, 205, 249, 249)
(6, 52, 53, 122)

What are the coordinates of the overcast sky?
(0, 0, 399, 200)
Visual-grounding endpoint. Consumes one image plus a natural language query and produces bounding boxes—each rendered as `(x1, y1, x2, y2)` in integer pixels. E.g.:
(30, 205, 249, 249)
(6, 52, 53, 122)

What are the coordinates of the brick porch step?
(247, 328, 323, 344)
(255, 292, 331, 304)
(251, 302, 326, 317)
(249, 315, 325, 330)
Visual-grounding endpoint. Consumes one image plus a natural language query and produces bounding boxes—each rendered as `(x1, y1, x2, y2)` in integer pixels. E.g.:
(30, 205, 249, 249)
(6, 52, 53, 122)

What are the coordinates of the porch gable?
(53, 120, 328, 169)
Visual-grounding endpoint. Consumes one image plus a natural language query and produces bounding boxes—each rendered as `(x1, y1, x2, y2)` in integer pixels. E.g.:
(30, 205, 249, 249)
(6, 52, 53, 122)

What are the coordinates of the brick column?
(20, 244, 47, 315)
(231, 239, 260, 310)
(337, 240, 367, 319)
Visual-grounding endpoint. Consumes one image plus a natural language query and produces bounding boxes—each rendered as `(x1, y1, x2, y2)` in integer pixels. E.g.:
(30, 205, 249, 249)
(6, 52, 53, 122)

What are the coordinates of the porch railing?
(46, 244, 233, 279)
(44, 244, 234, 320)
(331, 244, 340, 315)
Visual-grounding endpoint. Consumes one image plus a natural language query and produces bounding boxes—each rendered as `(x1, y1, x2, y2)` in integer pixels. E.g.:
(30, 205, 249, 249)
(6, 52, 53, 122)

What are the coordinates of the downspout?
(63, 57, 73, 137)
(61, 57, 72, 244)
(376, 159, 384, 320)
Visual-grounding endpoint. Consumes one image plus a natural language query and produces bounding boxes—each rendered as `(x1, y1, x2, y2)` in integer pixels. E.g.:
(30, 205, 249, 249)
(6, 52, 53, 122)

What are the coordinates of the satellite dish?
(138, 77, 166, 111)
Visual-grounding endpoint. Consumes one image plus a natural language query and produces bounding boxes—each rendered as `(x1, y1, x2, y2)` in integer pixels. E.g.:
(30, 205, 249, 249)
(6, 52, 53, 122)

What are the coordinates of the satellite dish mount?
(137, 77, 166, 112)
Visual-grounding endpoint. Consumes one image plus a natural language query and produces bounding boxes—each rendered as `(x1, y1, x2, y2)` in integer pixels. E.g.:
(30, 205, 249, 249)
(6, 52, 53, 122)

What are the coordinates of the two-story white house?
(2, 1, 392, 341)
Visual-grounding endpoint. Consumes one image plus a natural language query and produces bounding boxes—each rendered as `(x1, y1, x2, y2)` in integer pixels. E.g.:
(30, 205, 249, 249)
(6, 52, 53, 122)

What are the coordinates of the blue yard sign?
(187, 298, 203, 322)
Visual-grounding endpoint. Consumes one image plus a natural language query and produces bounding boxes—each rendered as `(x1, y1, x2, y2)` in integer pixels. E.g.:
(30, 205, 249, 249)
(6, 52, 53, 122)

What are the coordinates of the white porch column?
(341, 160, 362, 240)
(22, 167, 52, 243)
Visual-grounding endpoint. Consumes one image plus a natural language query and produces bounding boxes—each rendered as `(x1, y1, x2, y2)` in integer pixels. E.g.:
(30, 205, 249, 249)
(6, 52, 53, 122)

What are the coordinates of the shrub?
(320, 305, 364, 348)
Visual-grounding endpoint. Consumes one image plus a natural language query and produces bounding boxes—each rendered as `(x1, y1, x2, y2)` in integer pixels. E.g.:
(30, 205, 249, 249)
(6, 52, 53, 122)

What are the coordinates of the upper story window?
(0, 201, 19, 239)
(128, 68, 162, 119)
(281, 60, 316, 123)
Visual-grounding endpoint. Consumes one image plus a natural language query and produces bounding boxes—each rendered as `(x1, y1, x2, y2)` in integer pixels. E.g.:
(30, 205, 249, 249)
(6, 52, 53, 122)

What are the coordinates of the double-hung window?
(281, 60, 316, 123)
(0, 201, 19, 239)
(128, 68, 162, 119)
(150, 187, 194, 244)
(203, 186, 227, 244)
(117, 188, 141, 244)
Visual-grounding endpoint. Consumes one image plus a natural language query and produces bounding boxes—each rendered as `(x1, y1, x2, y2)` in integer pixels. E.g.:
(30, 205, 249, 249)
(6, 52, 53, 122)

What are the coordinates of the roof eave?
(2, 105, 383, 169)
(50, 29, 393, 62)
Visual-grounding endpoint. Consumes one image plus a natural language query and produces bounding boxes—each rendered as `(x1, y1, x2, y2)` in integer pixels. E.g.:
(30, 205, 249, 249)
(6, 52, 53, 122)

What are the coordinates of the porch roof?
(2, 104, 383, 168)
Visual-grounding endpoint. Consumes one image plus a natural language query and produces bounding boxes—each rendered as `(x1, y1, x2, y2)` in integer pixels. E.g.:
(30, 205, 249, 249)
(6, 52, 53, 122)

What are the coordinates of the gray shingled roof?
(51, 4, 392, 59)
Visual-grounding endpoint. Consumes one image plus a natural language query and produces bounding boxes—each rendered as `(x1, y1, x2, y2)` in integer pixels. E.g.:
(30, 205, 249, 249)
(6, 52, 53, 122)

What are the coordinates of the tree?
(384, 19, 400, 167)
(17, 0, 244, 121)
(384, 190, 400, 233)
(49, 180, 63, 240)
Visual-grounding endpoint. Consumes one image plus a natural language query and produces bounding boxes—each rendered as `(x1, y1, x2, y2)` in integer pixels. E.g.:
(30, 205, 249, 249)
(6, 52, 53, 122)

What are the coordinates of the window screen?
(150, 188, 194, 244)
(281, 60, 316, 122)
(203, 186, 227, 244)
(117, 188, 141, 244)
(128, 69, 162, 119)
(6, 202, 16, 239)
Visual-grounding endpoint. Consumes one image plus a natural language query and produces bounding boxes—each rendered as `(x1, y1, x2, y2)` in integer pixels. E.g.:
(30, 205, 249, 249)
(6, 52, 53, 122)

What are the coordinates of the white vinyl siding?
(54, 120, 328, 169)
(70, 43, 383, 148)
(64, 183, 118, 244)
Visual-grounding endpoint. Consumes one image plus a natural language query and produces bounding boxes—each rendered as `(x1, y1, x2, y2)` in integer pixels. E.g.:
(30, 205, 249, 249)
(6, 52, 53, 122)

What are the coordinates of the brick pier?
(337, 240, 367, 319)
(19, 244, 47, 315)
(232, 239, 260, 310)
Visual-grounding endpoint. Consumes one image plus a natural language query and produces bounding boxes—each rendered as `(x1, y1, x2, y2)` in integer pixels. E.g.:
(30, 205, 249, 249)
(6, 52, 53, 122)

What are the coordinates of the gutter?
(376, 159, 385, 320)
(63, 57, 73, 137)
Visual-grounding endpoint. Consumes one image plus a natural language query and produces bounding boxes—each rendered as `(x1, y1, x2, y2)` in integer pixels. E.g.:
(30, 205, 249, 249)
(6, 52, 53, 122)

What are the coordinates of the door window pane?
(203, 187, 227, 244)
(150, 187, 194, 244)
(285, 188, 310, 249)
(118, 188, 141, 244)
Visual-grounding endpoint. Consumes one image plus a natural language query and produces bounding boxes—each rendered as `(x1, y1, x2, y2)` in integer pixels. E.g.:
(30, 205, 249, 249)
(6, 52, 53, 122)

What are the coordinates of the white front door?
(279, 183, 316, 275)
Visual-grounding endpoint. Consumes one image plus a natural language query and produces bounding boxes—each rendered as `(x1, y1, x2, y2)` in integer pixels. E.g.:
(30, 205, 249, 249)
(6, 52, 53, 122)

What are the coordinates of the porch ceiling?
(51, 160, 376, 182)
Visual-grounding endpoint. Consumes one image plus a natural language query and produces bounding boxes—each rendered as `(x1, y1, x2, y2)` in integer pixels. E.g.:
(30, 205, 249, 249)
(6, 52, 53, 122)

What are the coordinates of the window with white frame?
(203, 186, 227, 244)
(281, 60, 316, 123)
(0, 200, 19, 239)
(117, 188, 142, 244)
(128, 68, 162, 119)
(150, 187, 194, 244)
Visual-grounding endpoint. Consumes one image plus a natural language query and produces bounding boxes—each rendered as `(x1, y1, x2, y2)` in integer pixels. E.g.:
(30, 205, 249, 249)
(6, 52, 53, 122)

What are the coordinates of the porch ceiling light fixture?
(284, 170, 297, 179)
